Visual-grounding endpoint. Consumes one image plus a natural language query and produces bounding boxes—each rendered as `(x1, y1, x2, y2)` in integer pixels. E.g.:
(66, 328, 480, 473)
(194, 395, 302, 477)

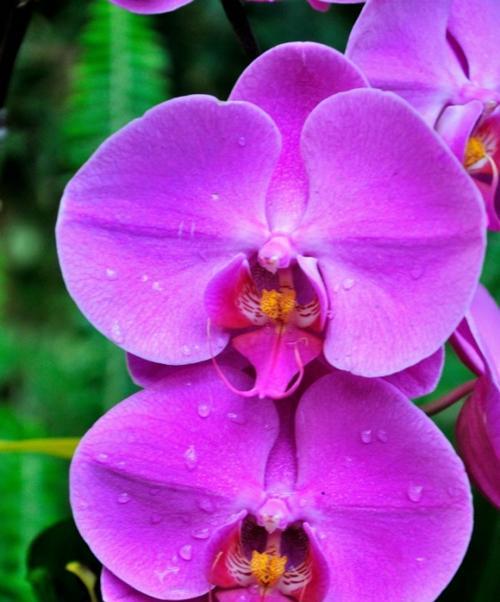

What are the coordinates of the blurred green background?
(0, 0, 498, 600)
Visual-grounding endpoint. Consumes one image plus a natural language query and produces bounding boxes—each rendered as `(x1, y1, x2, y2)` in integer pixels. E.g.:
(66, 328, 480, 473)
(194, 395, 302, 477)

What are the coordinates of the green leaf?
(62, 0, 170, 170)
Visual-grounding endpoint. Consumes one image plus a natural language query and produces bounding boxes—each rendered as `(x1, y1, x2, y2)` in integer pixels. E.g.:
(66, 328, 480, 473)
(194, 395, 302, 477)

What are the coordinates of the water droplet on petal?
(407, 484, 423, 503)
(342, 277, 355, 290)
(152, 281, 162, 291)
(150, 513, 162, 525)
(105, 268, 117, 280)
(191, 527, 210, 540)
(96, 452, 109, 463)
(181, 345, 191, 357)
(179, 544, 192, 561)
(177, 221, 184, 238)
(238, 136, 247, 147)
(197, 403, 211, 418)
(211, 193, 220, 201)
(117, 492, 130, 504)
(326, 309, 334, 320)
(198, 498, 215, 513)
(410, 266, 424, 280)
(416, 556, 425, 565)
(333, 283, 341, 293)
(227, 412, 247, 425)
(115, 460, 126, 469)
(190, 222, 196, 238)
(110, 321, 124, 343)
(360, 429, 372, 444)
(183, 445, 198, 470)
(141, 274, 149, 282)
(376, 429, 388, 443)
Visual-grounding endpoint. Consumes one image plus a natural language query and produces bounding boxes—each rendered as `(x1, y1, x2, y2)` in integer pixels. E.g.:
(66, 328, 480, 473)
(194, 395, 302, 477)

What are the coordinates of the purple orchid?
(56, 42, 485, 399)
(71, 362, 472, 602)
(451, 284, 500, 507)
(347, 0, 500, 230)
(108, 0, 363, 16)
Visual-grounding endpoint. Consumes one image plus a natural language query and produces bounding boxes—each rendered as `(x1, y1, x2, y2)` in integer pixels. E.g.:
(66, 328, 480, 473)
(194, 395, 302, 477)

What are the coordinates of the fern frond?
(62, 0, 170, 170)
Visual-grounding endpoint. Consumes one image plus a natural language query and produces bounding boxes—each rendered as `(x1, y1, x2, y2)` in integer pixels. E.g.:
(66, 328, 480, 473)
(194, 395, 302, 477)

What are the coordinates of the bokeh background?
(0, 0, 499, 600)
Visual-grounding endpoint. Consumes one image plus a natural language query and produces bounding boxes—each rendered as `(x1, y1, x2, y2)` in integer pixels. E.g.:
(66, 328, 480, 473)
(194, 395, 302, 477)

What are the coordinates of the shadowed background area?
(0, 0, 498, 600)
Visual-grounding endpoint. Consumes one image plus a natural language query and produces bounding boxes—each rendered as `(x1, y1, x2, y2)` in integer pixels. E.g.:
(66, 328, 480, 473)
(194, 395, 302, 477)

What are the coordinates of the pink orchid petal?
(101, 569, 207, 602)
(296, 255, 328, 329)
(57, 96, 280, 365)
(70, 364, 279, 599)
(216, 592, 288, 602)
(436, 100, 483, 161)
(457, 377, 500, 508)
(295, 372, 473, 602)
(449, 0, 500, 88)
(383, 347, 445, 399)
(109, 0, 191, 13)
(230, 42, 367, 230)
(346, 0, 467, 124)
(232, 325, 323, 398)
(453, 284, 500, 379)
(296, 89, 485, 376)
(204, 254, 254, 329)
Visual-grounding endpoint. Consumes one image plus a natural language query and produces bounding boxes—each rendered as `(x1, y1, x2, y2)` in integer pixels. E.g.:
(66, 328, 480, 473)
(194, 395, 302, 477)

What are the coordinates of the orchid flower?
(71, 363, 472, 602)
(347, 0, 500, 229)
(56, 42, 485, 399)
(451, 284, 500, 507)
(108, 0, 364, 16)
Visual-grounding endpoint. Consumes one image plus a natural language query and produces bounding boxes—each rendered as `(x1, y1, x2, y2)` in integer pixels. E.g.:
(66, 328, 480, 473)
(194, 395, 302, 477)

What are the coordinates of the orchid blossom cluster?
(57, 1, 499, 601)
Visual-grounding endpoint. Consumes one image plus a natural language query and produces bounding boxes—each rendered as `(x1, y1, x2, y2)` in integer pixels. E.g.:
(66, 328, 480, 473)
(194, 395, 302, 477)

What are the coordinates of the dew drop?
(211, 193, 220, 201)
(183, 445, 198, 470)
(410, 266, 424, 280)
(141, 274, 149, 282)
(191, 527, 210, 540)
(416, 556, 425, 565)
(326, 309, 334, 320)
(96, 452, 109, 463)
(342, 277, 355, 290)
(150, 513, 163, 525)
(105, 268, 117, 280)
(190, 222, 196, 238)
(177, 221, 184, 238)
(181, 344, 191, 357)
(115, 460, 126, 469)
(407, 484, 423, 503)
(197, 403, 211, 418)
(376, 429, 388, 443)
(110, 321, 124, 343)
(198, 498, 215, 513)
(179, 544, 193, 561)
(333, 283, 341, 293)
(360, 429, 372, 444)
(238, 136, 247, 147)
(117, 492, 130, 504)
(152, 281, 162, 291)
(227, 412, 247, 425)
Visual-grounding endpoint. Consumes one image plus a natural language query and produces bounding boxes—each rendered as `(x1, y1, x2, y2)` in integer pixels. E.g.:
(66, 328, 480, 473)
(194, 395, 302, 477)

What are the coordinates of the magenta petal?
(384, 347, 445, 399)
(347, 0, 467, 123)
(231, 42, 367, 230)
(232, 325, 323, 399)
(449, 0, 500, 88)
(109, 0, 192, 13)
(217, 592, 288, 602)
(70, 364, 279, 599)
(295, 373, 473, 602)
(296, 89, 485, 376)
(57, 96, 280, 364)
(101, 569, 166, 602)
(457, 377, 500, 508)
(436, 101, 483, 161)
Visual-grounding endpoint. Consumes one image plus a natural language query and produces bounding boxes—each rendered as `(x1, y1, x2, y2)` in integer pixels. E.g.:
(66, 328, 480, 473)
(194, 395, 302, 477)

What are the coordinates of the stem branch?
(421, 379, 476, 416)
(220, 0, 259, 60)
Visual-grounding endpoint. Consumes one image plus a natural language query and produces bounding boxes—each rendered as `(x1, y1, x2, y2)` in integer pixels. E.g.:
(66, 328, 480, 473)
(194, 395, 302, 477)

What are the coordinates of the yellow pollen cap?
(250, 551, 288, 587)
(464, 136, 487, 168)
(260, 289, 296, 322)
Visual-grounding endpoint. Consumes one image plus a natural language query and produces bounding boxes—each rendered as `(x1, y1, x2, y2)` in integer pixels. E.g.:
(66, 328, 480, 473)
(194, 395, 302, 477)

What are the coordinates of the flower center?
(250, 550, 288, 588)
(464, 136, 487, 169)
(260, 289, 296, 322)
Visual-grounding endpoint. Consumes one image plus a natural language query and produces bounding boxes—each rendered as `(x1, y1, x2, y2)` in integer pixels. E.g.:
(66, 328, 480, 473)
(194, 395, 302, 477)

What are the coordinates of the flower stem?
(421, 379, 476, 416)
(220, 0, 259, 60)
(0, 0, 34, 127)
